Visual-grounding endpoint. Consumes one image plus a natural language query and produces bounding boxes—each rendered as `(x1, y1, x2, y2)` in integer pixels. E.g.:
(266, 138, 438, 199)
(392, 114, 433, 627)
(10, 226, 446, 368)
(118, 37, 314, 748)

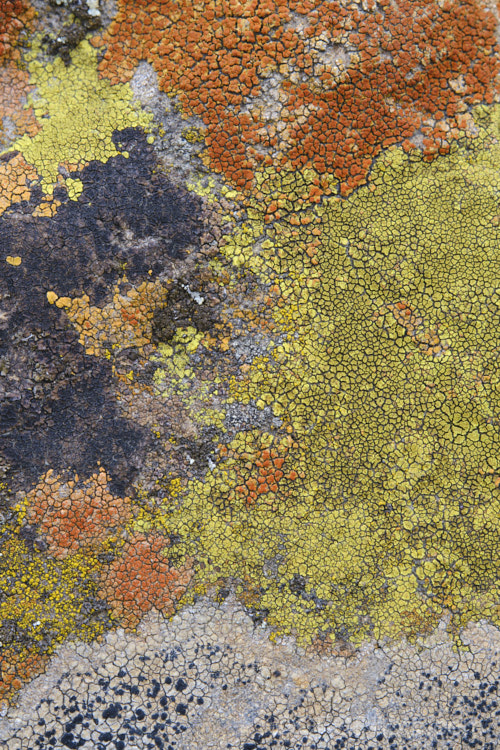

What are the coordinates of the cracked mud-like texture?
(2, 0, 500, 747)
(4, 599, 500, 749)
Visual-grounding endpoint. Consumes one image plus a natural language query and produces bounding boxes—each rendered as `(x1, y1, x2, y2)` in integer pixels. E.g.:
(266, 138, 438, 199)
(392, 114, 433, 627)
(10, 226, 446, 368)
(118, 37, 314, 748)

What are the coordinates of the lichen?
(152, 105, 500, 645)
(8, 39, 151, 199)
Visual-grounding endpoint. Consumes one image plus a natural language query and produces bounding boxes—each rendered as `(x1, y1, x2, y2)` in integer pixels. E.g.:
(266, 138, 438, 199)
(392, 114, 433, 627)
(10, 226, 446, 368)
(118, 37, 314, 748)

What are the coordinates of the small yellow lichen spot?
(182, 127, 205, 144)
(46, 291, 58, 304)
(6, 256, 22, 266)
(55, 296, 72, 308)
(65, 178, 84, 201)
(186, 176, 217, 203)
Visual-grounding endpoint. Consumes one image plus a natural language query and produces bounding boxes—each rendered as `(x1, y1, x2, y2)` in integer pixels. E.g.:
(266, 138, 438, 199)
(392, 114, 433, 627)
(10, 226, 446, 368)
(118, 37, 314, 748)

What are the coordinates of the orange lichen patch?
(383, 300, 448, 356)
(0, 2, 37, 160)
(0, 1, 34, 64)
(23, 469, 132, 560)
(95, 0, 499, 194)
(31, 194, 61, 217)
(284, 0, 500, 193)
(0, 65, 39, 150)
(50, 279, 168, 357)
(0, 152, 37, 215)
(224, 439, 301, 506)
(201, 319, 234, 353)
(0, 648, 47, 705)
(99, 533, 194, 628)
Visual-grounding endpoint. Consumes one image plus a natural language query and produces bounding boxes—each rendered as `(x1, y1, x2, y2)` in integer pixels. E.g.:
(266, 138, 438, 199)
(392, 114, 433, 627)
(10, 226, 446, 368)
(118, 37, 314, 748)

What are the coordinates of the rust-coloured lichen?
(0, 1, 34, 65)
(23, 469, 132, 560)
(94, 0, 500, 193)
(223, 441, 299, 506)
(99, 533, 194, 628)
(0, 648, 47, 706)
(0, 1, 38, 209)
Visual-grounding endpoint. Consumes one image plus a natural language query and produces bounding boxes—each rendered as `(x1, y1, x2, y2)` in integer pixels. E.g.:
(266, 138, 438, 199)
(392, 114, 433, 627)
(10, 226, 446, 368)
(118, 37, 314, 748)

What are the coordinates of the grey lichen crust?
(3, 598, 500, 749)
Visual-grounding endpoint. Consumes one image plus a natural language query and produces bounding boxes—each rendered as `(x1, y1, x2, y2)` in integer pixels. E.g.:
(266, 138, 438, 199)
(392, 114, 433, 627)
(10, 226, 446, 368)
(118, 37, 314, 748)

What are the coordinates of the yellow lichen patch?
(0, 536, 102, 653)
(54, 296, 72, 309)
(379, 300, 448, 356)
(182, 127, 206, 144)
(5, 256, 21, 266)
(62, 278, 168, 356)
(65, 177, 84, 200)
(151, 105, 500, 646)
(7, 39, 151, 200)
(186, 175, 218, 203)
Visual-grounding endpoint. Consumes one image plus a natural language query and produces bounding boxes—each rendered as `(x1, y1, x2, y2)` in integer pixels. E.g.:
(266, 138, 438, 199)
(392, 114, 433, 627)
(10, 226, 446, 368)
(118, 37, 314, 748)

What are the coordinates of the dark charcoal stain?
(173, 426, 220, 473)
(289, 574, 307, 598)
(151, 282, 217, 344)
(0, 127, 205, 494)
(44, 0, 102, 65)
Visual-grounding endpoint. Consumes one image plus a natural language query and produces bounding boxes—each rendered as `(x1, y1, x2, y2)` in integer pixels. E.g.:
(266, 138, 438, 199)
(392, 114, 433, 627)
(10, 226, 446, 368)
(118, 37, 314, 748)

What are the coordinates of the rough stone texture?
(4, 598, 500, 749)
(2, 1, 500, 745)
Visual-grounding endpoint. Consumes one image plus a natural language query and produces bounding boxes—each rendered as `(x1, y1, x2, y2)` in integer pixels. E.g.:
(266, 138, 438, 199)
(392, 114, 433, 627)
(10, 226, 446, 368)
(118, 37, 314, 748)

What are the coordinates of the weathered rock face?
(0, 127, 205, 493)
(2, 1, 500, 746)
(3, 598, 500, 750)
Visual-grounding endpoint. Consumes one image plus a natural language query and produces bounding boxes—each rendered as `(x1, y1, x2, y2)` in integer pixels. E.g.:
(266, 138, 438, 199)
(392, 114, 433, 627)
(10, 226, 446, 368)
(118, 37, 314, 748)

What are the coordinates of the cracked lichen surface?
(2, 0, 500, 743)
(149, 106, 500, 645)
(8, 38, 151, 198)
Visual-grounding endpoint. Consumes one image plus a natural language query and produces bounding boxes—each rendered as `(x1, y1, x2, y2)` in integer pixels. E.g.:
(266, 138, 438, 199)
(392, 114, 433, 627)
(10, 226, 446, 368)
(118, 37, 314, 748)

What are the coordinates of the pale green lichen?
(152, 326, 226, 429)
(153, 327, 204, 385)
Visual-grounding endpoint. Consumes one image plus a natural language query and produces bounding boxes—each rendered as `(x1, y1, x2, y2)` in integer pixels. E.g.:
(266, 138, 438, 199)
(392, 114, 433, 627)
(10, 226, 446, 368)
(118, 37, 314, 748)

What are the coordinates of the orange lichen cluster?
(24, 469, 132, 560)
(0, 0, 38, 146)
(0, 1, 38, 211)
(0, 152, 37, 214)
(0, 0, 34, 64)
(0, 649, 47, 706)
(31, 193, 61, 218)
(99, 533, 194, 628)
(219, 440, 301, 506)
(0, 65, 39, 150)
(48, 279, 168, 357)
(94, 0, 499, 193)
(384, 300, 447, 356)
(235, 447, 298, 505)
(283, 0, 500, 192)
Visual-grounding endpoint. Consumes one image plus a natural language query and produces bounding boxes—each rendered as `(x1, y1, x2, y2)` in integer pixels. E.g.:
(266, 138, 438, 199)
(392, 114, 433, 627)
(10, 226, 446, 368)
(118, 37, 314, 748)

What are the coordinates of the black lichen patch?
(43, 0, 102, 65)
(0, 127, 205, 494)
(151, 281, 217, 344)
(0, 321, 143, 497)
